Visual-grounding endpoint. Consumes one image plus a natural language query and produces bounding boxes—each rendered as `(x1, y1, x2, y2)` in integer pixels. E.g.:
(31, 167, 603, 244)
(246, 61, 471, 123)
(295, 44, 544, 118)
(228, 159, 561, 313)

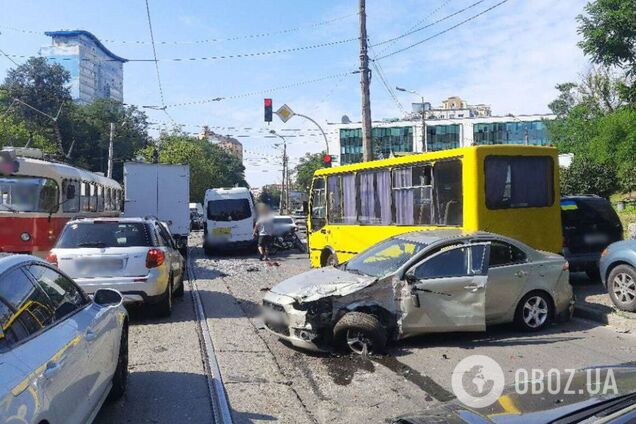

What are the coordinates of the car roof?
(393, 229, 525, 246)
(0, 254, 45, 272)
(67, 217, 155, 225)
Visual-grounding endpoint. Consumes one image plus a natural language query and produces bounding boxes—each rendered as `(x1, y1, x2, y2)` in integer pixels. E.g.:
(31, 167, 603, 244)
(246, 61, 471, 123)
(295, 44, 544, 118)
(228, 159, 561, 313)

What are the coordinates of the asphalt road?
(96, 232, 636, 424)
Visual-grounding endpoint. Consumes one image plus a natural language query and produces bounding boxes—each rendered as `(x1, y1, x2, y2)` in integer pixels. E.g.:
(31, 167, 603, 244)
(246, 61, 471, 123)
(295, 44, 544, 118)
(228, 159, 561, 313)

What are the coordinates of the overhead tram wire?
(374, 0, 453, 56)
(0, 11, 359, 46)
(144, 0, 168, 111)
(371, 0, 485, 50)
(368, 44, 405, 115)
(374, 0, 511, 61)
(0, 45, 19, 66)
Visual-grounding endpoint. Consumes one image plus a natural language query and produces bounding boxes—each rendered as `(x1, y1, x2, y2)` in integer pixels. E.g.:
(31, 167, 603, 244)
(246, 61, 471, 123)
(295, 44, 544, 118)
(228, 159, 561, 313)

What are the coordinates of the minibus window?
(342, 174, 356, 224)
(433, 160, 463, 225)
(393, 165, 433, 225)
(310, 178, 326, 231)
(207, 199, 251, 221)
(358, 170, 391, 225)
(327, 176, 343, 224)
(485, 156, 554, 209)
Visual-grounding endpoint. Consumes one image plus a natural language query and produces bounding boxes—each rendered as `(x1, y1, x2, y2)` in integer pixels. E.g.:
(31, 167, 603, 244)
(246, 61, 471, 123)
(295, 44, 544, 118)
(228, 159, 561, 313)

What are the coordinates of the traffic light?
(264, 98, 273, 122)
(323, 154, 332, 167)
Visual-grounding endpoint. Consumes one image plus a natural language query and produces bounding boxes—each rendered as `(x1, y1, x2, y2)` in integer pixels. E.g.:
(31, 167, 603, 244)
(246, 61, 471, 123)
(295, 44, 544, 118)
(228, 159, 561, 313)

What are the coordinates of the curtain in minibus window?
(359, 171, 391, 225)
(327, 176, 343, 224)
(342, 174, 356, 224)
(485, 156, 553, 209)
(393, 165, 433, 225)
(393, 168, 414, 225)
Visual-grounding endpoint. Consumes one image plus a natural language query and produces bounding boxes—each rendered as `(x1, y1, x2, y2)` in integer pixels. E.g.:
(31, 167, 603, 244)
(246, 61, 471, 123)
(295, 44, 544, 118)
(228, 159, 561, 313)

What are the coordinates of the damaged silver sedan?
(262, 230, 574, 355)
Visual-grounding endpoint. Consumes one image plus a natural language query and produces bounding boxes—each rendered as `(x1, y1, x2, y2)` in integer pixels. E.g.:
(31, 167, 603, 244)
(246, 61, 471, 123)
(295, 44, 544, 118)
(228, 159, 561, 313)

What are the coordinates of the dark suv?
(561, 195, 623, 280)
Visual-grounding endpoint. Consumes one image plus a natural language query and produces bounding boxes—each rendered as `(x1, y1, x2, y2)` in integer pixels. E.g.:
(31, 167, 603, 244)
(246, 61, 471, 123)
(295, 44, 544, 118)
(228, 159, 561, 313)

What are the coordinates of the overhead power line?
(0, 45, 19, 66)
(374, 0, 453, 55)
(144, 0, 167, 109)
(371, 0, 485, 49)
(0, 12, 358, 46)
(374, 0, 510, 61)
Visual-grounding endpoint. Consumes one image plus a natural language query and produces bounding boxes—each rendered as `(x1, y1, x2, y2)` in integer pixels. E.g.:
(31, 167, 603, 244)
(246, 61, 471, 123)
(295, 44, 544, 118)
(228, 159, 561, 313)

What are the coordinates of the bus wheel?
(323, 251, 338, 267)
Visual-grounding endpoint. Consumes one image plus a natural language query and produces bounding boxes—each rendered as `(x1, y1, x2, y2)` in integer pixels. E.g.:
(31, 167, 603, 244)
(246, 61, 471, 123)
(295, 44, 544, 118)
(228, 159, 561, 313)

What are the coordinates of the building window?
(339, 127, 414, 165)
(473, 121, 550, 146)
(427, 124, 460, 151)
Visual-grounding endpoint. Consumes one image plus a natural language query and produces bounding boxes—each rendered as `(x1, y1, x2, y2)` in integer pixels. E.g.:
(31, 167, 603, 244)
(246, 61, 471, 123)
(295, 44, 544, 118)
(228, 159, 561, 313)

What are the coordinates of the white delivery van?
(189, 202, 204, 216)
(124, 162, 190, 254)
(203, 187, 256, 254)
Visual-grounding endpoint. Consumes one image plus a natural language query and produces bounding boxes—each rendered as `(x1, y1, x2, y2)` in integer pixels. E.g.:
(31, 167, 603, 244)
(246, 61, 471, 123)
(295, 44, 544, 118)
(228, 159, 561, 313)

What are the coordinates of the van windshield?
(208, 199, 251, 221)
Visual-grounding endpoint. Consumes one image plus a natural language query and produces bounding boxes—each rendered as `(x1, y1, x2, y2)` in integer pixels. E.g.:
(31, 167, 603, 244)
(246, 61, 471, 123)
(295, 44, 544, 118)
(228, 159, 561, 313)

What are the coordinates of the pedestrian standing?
(254, 209, 274, 261)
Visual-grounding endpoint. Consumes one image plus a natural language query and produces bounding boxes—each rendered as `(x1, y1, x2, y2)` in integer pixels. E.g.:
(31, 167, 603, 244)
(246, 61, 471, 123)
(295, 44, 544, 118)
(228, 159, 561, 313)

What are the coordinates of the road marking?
(187, 249, 234, 424)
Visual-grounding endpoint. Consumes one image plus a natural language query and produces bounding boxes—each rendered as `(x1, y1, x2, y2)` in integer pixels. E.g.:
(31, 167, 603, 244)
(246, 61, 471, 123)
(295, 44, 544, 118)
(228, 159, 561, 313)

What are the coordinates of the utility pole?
(359, 0, 373, 162)
(107, 122, 114, 178)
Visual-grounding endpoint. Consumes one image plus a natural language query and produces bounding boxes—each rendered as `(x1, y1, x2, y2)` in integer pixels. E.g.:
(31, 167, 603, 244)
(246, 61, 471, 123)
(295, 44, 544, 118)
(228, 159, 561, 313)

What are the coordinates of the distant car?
(263, 230, 573, 355)
(49, 217, 185, 316)
(0, 254, 128, 423)
(391, 367, 636, 424)
(600, 240, 636, 312)
(190, 210, 204, 231)
(272, 216, 298, 236)
(561, 195, 623, 280)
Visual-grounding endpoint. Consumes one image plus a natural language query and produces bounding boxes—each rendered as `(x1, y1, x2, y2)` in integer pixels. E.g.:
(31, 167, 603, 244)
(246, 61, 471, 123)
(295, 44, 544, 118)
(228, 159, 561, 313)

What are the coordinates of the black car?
(561, 195, 623, 280)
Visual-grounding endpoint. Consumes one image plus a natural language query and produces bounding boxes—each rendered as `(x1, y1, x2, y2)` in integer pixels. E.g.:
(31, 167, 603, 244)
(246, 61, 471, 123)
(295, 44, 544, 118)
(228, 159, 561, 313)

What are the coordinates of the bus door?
(308, 178, 327, 255)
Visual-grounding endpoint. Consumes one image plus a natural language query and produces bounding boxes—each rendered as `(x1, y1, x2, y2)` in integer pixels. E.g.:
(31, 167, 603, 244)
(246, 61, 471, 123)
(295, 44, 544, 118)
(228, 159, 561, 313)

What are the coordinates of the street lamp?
(270, 130, 288, 212)
(396, 86, 427, 152)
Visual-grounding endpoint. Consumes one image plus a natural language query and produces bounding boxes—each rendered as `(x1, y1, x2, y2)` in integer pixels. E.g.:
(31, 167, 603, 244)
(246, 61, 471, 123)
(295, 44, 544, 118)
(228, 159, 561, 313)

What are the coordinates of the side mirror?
(93, 288, 123, 307)
(66, 184, 76, 200)
(405, 269, 418, 284)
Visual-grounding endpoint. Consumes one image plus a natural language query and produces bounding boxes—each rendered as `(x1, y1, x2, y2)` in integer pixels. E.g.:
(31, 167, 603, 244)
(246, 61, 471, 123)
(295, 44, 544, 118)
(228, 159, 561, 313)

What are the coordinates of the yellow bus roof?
(315, 145, 558, 176)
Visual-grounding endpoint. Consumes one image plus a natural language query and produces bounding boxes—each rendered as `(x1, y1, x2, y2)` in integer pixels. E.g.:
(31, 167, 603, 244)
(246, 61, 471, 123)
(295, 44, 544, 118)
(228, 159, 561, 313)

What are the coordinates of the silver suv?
(49, 217, 185, 316)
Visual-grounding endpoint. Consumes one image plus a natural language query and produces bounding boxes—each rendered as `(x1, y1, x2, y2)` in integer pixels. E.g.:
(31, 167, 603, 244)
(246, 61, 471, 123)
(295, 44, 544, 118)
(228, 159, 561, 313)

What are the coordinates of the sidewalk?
(570, 272, 636, 332)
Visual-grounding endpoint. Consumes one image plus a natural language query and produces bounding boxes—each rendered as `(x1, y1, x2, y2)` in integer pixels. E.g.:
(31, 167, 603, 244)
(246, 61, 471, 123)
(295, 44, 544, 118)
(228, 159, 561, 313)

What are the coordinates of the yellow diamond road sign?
(276, 104, 295, 123)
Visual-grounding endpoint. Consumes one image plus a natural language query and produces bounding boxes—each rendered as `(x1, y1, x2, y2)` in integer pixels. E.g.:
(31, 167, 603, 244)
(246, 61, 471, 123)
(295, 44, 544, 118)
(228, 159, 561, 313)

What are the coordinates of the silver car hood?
(269, 267, 376, 303)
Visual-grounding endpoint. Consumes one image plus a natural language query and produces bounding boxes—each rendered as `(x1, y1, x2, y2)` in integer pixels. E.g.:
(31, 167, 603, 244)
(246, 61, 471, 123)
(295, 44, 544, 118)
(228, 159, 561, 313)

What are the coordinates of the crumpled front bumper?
(261, 291, 327, 352)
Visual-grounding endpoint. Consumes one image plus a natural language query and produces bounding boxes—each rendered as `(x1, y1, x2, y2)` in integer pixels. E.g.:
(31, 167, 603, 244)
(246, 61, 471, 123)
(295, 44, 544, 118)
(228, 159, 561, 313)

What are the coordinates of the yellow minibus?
(307, 145, 561, 267)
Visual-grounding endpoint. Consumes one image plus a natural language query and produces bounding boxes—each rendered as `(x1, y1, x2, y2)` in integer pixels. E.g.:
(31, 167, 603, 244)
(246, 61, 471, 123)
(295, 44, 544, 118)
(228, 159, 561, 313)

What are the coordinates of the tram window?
(105, 188, 111, 211)
(80, 182, 90, 212)
(89, 184, 97, 212)
(62, 180, 80, 213)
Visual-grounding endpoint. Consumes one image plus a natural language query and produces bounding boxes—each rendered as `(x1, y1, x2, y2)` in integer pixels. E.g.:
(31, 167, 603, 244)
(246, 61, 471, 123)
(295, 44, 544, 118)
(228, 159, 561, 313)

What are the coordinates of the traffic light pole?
(294, 113, 329, 155)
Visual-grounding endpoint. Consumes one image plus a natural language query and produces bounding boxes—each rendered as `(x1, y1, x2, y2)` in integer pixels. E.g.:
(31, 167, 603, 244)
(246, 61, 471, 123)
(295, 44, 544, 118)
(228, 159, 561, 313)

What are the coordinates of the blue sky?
(0, 0, 590, 186)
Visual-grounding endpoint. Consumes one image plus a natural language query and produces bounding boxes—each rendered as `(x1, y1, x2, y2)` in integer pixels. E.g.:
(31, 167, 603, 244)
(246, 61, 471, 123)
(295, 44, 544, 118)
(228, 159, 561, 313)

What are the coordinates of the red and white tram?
(0, 148, 122, 256)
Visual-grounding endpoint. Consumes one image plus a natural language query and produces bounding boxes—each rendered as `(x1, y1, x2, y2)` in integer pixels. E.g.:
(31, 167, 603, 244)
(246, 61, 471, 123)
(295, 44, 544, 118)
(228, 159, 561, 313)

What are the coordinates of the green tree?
(293, 151, 327, 193)
(577, 0, 636, 104)
(258, 185, 281, 208)
(560, 156, 619, 198)
(1, 57, 73, 154)
(138, 132, 246, 203)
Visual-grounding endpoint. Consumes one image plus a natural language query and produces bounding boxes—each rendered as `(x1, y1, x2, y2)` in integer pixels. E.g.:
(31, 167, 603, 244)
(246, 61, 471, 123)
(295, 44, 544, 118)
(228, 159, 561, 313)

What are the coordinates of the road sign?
(275, 104, 295, 123)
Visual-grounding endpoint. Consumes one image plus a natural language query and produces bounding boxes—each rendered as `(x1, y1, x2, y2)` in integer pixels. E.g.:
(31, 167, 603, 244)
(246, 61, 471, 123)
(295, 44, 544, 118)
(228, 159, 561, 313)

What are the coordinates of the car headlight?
(20, 232, 31, 242)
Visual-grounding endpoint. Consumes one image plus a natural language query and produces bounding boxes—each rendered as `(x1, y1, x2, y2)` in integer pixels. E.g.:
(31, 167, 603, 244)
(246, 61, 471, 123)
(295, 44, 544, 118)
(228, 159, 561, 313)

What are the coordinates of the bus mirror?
(66, 184, 76, 200)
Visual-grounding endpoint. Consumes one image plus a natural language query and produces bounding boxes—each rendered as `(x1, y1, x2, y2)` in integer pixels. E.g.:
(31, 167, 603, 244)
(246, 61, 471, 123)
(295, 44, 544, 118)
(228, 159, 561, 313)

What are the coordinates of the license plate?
(212, 227, 232, 236)
(263, 308, 286, 325)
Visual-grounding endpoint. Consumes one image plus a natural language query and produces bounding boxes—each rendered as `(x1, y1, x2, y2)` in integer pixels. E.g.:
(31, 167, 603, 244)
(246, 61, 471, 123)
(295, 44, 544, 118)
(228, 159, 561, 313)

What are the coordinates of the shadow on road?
(197, 288, 261, 319)
(95, 371, 213, 423)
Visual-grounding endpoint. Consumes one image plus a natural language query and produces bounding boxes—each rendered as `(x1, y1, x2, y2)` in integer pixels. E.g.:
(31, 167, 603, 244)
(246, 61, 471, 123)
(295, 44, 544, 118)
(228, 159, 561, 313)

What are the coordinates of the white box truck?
(124, 162, 190, 254)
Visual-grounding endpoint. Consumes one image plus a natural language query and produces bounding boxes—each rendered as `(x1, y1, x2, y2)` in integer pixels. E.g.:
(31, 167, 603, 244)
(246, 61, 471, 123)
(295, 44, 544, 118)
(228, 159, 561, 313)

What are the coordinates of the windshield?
(343, 237, 426, 278)
(0, 176, 59, 213)
(207, 199, 251, 221)
(56, 222, 153, 248)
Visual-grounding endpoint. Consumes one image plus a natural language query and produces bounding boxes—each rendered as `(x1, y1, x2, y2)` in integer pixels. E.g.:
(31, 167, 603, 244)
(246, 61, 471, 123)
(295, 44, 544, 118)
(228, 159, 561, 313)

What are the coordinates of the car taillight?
(146, 249, 165, 268)
(562, 261, 569, 271)
(46, 252, 58, 267)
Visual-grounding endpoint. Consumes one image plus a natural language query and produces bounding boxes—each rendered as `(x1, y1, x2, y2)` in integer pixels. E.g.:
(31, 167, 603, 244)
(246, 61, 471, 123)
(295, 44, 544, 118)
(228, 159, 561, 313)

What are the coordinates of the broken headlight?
(293, 298, 332, 315)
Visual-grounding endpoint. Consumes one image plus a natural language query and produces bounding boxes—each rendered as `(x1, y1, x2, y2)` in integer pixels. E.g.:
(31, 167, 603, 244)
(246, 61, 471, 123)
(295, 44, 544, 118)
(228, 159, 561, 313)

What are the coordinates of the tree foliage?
(293, 151, 327, 193)
(560, 156, 619, 199)
(258, 185, 281, 208)
(138, 132, 246, 203)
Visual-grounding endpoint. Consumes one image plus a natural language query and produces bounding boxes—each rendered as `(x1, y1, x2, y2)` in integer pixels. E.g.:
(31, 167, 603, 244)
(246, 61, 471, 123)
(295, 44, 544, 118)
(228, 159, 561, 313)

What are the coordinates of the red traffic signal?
(323, 154, 332, 167)
(264, 98, 273, 122)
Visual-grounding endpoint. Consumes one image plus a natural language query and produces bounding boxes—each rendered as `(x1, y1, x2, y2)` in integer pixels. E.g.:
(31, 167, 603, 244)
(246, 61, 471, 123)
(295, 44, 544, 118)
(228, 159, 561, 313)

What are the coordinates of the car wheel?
(333, 312, 387, 355)
(173, 271, 185, 297)
(607, 265, 636, 312)
(514, 292, 554, 332)
(156, 277, 173, 317)
(586, 267, 600, 282)
(107, 323, 129, 401)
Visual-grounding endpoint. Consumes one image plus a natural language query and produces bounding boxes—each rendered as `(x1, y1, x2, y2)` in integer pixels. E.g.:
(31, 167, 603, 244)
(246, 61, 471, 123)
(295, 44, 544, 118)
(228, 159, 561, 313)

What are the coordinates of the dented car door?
(399, 243, 490, 335)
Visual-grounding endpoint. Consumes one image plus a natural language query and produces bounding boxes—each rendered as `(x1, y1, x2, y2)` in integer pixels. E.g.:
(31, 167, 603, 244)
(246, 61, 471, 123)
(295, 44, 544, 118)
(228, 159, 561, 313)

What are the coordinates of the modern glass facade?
(427, 124, 460, 151)
(340, 127, 414, 165)
(473, 120, 550, 146)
